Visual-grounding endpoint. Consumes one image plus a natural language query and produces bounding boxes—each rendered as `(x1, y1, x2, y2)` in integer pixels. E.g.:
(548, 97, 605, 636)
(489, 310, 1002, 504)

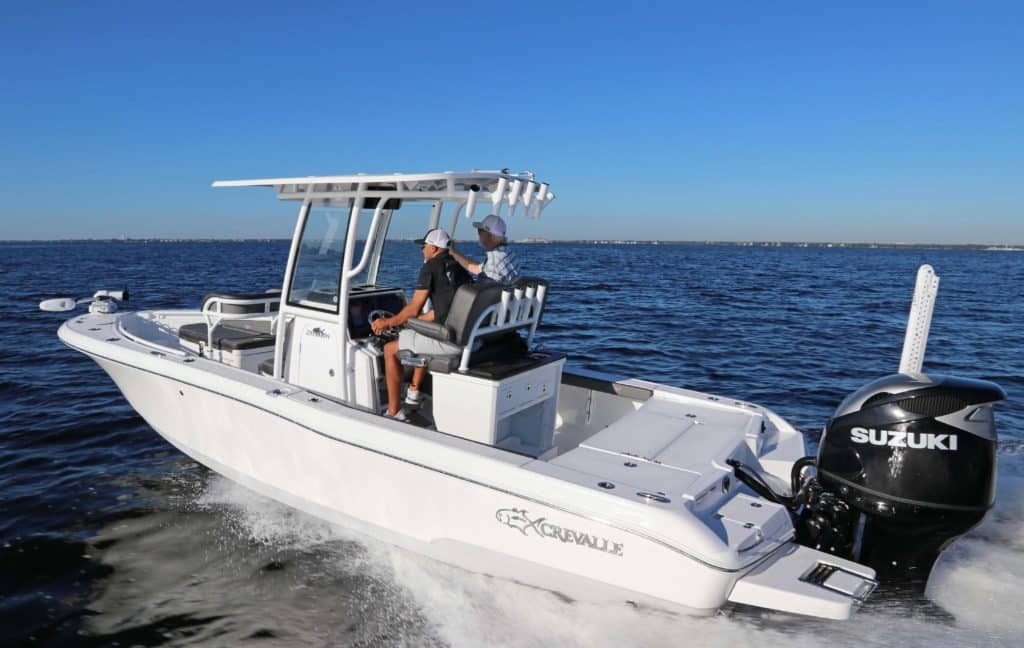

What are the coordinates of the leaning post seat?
(398, 278, 563, 458)
(398, 277, 549, 374)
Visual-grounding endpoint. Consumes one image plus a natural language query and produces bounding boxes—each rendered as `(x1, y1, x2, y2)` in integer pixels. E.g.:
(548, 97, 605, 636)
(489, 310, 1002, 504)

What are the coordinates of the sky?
(0, 1, 1021, 243)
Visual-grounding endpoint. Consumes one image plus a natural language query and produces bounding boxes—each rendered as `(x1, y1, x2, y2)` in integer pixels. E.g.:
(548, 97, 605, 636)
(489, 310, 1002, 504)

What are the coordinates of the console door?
(292, 318, 343, 396)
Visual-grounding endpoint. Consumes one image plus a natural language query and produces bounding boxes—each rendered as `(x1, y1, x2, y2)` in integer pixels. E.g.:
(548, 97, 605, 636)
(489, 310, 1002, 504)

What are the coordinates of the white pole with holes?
(899, 264, 940, 374)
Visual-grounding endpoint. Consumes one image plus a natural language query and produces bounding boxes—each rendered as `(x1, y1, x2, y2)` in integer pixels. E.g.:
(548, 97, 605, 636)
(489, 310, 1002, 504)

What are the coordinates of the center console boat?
(50, 171, 1006, 619)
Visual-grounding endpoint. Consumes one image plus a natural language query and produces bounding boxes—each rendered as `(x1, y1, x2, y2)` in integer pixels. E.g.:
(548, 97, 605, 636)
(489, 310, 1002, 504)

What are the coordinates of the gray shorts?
(398, 328, 461, 356)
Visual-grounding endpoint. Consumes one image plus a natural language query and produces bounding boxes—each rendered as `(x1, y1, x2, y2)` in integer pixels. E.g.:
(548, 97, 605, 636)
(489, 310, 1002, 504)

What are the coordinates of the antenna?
(899, 265, 939, 374)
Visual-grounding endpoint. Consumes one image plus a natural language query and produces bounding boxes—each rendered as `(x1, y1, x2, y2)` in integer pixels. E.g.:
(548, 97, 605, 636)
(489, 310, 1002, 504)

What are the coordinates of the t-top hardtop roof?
(213, 169, 555, 218)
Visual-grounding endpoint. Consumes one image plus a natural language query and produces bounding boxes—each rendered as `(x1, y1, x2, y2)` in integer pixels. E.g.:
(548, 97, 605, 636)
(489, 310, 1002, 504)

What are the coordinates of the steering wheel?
(367, 310, 399, 345)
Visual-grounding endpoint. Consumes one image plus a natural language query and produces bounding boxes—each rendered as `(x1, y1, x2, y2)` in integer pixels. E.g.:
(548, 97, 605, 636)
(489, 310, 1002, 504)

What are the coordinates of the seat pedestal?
(431, 357, 565, 457)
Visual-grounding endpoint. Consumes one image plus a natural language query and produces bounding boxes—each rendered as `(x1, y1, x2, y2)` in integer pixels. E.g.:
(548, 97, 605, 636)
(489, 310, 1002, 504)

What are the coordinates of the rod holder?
(527, 183, 550, 218)
(507, 180, 522, 218)
(491, 177, 508, 215)
(521, 181, 536, 207)
(465, 184, 479, 220)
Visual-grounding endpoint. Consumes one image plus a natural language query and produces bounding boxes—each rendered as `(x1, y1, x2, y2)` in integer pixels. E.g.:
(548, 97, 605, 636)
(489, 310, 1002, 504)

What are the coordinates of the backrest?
(444, 277, 550, 348)
(443, 282, 506, 346)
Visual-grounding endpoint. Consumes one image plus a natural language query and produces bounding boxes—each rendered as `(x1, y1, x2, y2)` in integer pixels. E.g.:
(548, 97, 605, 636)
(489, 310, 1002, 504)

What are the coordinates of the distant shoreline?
(0, 238, 1021, 250)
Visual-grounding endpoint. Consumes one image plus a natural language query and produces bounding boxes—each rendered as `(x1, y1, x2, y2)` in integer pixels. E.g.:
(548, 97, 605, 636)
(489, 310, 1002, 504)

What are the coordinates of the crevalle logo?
(305, 327, 330, 340)
(495, 508, 624, 557)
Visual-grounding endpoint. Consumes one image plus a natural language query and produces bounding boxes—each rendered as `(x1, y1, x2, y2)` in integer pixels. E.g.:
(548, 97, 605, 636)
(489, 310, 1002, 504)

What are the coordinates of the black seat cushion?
(465, 351, 565, 381)
(444, 283, 507, 346)
(179, 321, 275, 351)
(416, 332, 528, 374)
(443, 278, 547, 346)
(403, 318, 455, 342)
(401, 277, 548, 375)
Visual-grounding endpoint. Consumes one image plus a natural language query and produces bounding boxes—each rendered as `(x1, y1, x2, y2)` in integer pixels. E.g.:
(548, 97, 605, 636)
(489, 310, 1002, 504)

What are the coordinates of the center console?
(345, 286, 406, 411)
(347, 286, 406, 340)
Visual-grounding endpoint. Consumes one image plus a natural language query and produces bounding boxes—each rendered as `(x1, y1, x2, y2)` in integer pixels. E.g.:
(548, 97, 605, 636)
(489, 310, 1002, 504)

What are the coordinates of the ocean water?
(1, 241, 1022, 647)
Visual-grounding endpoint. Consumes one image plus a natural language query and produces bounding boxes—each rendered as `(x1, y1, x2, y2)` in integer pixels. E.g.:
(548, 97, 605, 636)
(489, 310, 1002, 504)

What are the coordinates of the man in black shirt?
(370, 228, 471, 418)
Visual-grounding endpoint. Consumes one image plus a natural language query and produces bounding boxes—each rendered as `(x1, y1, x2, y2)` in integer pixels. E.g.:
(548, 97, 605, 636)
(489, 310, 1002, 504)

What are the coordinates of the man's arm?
(371, 289, 430, 333)
(449, 244, 482, 275)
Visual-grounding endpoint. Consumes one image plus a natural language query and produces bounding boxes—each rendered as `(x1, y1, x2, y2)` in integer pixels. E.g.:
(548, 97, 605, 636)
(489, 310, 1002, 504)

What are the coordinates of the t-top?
(415, 251, 472, 323)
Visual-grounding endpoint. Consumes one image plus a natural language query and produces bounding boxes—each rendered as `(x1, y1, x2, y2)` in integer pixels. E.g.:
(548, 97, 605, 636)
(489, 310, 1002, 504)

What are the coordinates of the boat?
(44, 170, 1006, 620)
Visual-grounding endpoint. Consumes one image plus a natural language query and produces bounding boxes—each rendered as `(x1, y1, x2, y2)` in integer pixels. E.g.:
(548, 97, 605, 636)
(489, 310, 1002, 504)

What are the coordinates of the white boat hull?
(60, 311, 875, 619)
(93, 354, 736, 613)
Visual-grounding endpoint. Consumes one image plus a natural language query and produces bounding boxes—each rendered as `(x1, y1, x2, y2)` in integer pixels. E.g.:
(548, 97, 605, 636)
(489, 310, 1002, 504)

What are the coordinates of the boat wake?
(927, 465, 1024, 639)
(190, 454, 1024, 647)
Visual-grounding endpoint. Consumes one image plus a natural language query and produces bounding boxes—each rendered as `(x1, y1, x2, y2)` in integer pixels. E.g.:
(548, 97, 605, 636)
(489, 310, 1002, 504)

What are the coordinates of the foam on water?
(197, 476, 344, 552)
(928, 460, 1024, 640)
(197, 455, 1024, 648)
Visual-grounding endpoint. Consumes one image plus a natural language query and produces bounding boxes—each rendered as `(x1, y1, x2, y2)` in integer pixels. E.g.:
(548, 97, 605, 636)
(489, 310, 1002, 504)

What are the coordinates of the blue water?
(2, 241, 1022, 646)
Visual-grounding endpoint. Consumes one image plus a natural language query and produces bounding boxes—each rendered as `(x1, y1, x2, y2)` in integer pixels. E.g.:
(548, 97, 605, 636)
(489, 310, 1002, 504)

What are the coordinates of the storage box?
(431, 356, 565, 457)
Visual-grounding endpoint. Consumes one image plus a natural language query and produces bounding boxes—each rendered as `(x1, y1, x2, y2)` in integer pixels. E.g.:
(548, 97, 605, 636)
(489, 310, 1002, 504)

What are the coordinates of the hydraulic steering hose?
(790, 456, 816, 499)
(725, 458, 792, 506)
(726, 456, 817, 509)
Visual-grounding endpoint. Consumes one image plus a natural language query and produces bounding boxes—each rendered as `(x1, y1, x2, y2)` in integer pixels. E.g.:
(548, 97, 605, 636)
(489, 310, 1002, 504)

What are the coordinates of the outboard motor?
(797, 372, 1005, 589)
(725, 266, 1007, 596)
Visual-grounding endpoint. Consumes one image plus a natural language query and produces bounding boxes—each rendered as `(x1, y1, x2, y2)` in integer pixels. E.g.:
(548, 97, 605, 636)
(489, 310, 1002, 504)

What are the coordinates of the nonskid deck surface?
(119, 309, 200, 352)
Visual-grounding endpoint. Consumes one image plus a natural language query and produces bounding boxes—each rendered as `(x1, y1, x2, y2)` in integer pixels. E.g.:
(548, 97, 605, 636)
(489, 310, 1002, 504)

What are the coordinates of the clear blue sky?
(1, 1, 1021, 243)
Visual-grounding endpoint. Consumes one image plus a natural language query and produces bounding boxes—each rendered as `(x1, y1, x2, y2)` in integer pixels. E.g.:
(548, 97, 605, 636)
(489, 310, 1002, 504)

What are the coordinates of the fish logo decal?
(305, 327, 330, 339)
(495, 507, 624, 557)
(495, 508, 542, 535)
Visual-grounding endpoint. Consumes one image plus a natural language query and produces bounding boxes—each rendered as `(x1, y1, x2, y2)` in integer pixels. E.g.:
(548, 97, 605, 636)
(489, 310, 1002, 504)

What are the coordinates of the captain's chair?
(398, 277, 548, 374)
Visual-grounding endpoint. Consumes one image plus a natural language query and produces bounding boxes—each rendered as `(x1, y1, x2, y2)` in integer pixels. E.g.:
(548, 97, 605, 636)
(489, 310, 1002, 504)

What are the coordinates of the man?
(370, 228, 471, 419)
(449, 214, 520, 283)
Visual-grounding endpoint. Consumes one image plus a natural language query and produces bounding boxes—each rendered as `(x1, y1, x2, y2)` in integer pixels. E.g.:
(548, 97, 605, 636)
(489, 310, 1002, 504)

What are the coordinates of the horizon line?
(1, 237, 1022, 248)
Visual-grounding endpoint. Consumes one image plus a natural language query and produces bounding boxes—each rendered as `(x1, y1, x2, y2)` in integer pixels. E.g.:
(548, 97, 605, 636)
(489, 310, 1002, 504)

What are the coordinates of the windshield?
(287, 204, 395, 311)
(288, 207, 346, 312)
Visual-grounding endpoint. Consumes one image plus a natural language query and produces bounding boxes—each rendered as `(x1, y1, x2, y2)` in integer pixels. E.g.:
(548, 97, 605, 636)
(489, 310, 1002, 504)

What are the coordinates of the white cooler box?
(178, 320, 276, 373)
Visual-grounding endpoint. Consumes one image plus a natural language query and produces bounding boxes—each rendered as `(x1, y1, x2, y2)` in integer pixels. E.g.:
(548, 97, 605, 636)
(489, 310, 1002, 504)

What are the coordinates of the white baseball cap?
(472, 214, 507, 239)
(414, 228, 451, 249)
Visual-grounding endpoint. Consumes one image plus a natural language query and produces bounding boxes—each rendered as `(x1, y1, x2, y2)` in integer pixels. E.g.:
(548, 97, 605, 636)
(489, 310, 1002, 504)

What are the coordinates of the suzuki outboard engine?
(797, 373, 1005, 589)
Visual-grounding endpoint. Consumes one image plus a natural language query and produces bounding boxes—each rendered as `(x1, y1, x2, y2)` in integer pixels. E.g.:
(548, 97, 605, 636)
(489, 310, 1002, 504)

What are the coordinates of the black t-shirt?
(415, 251, 472, 323)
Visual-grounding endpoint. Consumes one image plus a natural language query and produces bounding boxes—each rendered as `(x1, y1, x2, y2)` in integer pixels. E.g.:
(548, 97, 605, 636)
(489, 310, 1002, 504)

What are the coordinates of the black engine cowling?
(798, 373, 1005, 588)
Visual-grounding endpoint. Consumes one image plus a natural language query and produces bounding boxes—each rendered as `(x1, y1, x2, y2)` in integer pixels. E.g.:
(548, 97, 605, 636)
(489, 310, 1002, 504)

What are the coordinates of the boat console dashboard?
(347, 285, 406, 340)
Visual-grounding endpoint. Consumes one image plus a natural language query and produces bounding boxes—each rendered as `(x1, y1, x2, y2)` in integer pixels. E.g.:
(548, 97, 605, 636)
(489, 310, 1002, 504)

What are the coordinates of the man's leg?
(410, 367, 427, 392)
(383, 339, 403, 416)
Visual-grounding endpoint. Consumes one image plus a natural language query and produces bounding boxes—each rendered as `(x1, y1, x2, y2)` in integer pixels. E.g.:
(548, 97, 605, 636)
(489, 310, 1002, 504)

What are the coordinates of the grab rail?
(344, 201, 388, 280)
(201, 293, 280, 351)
